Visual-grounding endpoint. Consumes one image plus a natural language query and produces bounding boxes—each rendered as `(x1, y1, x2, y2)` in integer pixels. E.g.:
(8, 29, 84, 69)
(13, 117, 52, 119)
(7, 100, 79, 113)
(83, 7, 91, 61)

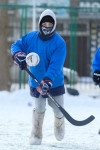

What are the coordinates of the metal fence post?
(19, 7, 28, 89)
(70, 7, 77, 87)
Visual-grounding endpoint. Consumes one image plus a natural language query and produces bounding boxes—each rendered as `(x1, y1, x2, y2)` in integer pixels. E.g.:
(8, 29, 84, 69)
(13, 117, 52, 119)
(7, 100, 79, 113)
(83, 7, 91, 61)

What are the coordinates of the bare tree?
(0, 0, 11, 90)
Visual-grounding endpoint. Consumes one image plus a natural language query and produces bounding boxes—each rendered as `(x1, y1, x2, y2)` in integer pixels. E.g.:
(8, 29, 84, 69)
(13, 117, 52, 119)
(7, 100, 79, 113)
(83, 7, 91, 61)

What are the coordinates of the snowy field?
(0, 88, 100, 150)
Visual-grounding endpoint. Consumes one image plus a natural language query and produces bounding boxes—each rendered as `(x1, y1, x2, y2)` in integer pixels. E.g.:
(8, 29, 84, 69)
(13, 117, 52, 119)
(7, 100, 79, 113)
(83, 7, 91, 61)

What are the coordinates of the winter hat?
(40, 15, 54, 26)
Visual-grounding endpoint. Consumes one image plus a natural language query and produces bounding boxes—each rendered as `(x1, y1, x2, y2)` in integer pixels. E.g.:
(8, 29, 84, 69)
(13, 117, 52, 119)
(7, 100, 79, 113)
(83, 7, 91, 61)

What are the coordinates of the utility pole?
(32, 0, 36, 31)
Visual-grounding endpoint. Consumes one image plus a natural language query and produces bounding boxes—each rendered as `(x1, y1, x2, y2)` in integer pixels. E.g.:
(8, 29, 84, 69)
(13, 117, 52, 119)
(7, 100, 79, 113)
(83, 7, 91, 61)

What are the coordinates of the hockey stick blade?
(25, 67, 95, 126)
(47, 93, 95, 126)
(60, 107, 95, 126)
(61, 107, 95, 126)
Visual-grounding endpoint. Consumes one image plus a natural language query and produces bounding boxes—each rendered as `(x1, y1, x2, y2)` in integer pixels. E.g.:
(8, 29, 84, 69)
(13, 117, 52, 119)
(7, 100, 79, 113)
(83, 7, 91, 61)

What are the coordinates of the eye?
(42, 23, 46, 26)
(49, 23, 53, 27)
(42, 22, 53, 27)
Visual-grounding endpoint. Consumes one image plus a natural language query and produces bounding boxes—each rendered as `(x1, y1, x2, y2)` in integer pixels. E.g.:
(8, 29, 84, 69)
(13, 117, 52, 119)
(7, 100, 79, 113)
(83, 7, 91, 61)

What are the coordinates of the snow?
(0, 89, 100, 150)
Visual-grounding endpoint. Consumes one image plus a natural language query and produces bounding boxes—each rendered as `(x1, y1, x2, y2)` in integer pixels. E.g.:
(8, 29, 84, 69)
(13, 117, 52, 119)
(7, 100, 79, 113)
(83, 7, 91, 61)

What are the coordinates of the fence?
(1, 4, 100, 93)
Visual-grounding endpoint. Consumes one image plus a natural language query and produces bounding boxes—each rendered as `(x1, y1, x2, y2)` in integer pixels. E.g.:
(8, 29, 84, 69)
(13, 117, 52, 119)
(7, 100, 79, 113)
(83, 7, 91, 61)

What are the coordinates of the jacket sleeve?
(44, 41, 67, 82)
(11, 34, 28, 56)
(92, 47, 100, 72)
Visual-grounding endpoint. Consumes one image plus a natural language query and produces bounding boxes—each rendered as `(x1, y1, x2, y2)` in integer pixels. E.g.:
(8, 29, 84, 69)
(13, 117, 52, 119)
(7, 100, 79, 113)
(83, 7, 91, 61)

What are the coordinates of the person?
(92, 47, 100, 85)
(11, 9, 67, 145)
(92, 47, 100, 135)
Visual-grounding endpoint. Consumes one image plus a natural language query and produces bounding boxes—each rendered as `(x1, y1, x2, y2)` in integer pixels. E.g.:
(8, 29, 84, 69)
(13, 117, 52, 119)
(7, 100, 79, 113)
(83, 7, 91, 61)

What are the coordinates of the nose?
(46, 23, 49, 27)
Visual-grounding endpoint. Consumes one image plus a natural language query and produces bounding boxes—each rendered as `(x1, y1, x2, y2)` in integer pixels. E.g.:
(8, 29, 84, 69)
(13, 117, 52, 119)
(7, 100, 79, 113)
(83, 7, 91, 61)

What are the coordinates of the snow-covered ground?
(0, 89, 100, 150)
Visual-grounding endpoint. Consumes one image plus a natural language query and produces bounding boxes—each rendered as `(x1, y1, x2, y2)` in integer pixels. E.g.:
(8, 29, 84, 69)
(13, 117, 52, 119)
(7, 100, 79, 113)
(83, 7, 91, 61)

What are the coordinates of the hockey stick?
(25, 67, 95, 126)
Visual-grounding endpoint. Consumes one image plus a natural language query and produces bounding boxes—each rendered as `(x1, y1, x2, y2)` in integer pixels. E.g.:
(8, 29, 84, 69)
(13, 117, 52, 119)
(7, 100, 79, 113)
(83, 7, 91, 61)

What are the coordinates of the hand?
(14, 52, 27, 70)
(37, 78, 52, 95)
(93, 70, 100, 85)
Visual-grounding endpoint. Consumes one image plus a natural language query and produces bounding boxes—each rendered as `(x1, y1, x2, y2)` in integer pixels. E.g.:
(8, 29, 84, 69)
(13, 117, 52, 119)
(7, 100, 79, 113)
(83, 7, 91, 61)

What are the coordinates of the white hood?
(38, 9, 56, 33)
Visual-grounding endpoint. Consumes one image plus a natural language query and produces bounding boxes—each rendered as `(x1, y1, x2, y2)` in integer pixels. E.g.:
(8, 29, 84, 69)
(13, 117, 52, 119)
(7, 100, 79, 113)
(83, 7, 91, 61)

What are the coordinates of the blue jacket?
(11, 31, 67, 89)
(92, 47, 100, 72)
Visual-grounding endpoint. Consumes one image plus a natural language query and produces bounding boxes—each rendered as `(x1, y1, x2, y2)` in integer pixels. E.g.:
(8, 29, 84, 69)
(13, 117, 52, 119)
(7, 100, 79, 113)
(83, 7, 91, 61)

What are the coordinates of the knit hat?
(40, 15, 54, 26)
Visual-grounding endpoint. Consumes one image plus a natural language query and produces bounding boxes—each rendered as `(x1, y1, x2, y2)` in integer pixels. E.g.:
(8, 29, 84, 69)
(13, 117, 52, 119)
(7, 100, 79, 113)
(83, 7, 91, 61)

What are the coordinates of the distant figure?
(92, 47, 100, 135)
(11, 9, 67, 145)
(92, 47, 100, 85)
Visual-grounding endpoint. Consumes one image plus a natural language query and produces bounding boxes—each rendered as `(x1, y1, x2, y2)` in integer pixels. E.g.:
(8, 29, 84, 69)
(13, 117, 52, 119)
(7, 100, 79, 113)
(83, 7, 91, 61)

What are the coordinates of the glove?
(93, 70, 100, 85)
(37, 77, 52, 95)
(13, 52, 27, 70)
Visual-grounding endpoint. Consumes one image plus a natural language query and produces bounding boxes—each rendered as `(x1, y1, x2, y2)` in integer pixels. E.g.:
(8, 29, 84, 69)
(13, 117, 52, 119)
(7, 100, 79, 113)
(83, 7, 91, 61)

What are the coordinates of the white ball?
(26, 52, 40, 66)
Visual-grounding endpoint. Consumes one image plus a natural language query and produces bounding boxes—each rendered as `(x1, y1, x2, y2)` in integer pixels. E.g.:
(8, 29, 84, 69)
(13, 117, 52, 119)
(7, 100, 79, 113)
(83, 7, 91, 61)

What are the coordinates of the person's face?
(42, 22, 53, 27)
